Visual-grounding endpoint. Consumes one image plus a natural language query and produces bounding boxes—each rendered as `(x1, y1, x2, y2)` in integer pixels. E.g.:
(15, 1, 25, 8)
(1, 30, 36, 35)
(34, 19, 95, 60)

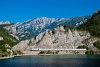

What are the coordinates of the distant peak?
(94, 9, 100, 14)
(0, 21, 11, 25)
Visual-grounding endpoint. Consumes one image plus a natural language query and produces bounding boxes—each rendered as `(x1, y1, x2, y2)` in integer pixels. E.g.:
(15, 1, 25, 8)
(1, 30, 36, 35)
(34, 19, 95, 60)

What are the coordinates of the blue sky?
(0, 0, 100, 23)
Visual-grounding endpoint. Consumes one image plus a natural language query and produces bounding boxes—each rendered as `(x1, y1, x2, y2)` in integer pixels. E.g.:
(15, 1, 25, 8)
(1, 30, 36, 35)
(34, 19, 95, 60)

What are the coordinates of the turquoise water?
(0, 54, 100, 67)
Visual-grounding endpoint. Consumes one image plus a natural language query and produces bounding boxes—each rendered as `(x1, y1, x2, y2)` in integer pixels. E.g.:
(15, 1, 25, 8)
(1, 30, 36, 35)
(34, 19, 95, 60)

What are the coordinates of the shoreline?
(0, 50, 86, 60)
(0, 53, 85, 60)
(0, 56, 14, 60)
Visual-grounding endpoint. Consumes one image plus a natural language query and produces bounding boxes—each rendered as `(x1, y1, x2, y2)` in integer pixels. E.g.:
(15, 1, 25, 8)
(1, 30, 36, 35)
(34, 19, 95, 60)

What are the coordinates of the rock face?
(21, 25, 97, 50)
(12, 25, 97, 51)
(34, 26, 89, 49)
(4, 16, 90, 40)
(12, 40, 29, 51)
(0, 36, 3, 40)
(4, 25, 16, 34)
(3, 25, 19, 40)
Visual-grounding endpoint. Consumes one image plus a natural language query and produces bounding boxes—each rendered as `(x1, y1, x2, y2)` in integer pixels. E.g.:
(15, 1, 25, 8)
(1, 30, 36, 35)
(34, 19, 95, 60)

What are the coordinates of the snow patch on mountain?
(0, 21, 11, 25)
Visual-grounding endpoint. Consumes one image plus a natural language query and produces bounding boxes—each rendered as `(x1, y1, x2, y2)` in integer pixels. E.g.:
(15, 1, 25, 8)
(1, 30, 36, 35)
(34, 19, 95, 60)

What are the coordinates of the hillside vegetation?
(77, 11, 100, 37)
(0, 24, 19, 56)
(77, 10, 100, 50)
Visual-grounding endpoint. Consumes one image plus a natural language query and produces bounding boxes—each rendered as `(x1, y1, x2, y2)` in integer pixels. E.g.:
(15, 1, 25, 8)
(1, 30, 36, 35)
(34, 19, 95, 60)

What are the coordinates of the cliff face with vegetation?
(0, 24, 19, 57)
(12, 10, 100, 52)
(4, 16, 90, 40)
(77, 10, 100, 50)
(77, 10, 100, 37)
(13, 25, 97, 51)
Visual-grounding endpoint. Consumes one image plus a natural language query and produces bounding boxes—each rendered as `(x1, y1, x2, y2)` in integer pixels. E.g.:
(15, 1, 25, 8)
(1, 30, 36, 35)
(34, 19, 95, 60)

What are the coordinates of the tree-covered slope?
(77, 10, 100, 37)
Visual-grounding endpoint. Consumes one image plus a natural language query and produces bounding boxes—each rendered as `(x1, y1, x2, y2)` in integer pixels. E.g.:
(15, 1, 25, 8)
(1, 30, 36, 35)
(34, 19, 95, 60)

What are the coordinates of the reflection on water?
(0, 54, 100, 67)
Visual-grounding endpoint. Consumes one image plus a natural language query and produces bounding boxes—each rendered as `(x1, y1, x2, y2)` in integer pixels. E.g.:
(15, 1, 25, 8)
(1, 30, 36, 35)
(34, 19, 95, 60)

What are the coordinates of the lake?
(0, 54, 100, 67)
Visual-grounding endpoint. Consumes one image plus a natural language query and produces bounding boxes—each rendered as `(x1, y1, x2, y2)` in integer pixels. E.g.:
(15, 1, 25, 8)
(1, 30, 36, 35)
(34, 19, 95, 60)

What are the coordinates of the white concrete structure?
(31, 48, 86, 51)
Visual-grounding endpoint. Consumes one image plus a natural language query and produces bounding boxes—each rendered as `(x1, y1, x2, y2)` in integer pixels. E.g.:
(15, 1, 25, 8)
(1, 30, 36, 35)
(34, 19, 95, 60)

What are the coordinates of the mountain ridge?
(12, 10, 100, 54)
(4, 16, 91, 40)
(0, 10, 100, 56)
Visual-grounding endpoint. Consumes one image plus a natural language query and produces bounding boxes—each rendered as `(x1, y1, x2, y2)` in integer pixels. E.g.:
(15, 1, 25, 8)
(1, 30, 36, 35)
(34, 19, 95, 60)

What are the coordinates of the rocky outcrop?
(3, 25, 19, 40)
(12, 25, 97, 51)
(4, 25, 16, 34)
(9, 34, 19, 40)
(12, 40, 29, 51)
(27, 25, 97, 50)
(0, 36, 3, 40)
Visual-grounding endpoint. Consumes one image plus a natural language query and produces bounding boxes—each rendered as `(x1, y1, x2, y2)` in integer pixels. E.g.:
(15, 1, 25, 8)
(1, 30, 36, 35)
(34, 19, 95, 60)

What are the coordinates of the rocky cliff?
(13, 25, 97, 51)
(12, 10, 100, 52)
(12, 40, 29, 51)
(4, 16, 90, 40)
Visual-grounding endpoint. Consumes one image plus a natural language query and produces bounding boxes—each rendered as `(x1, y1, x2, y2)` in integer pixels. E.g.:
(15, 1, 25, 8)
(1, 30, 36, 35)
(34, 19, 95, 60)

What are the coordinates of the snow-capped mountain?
(0, 21, 11, 25)
(4, 16, 91, 40)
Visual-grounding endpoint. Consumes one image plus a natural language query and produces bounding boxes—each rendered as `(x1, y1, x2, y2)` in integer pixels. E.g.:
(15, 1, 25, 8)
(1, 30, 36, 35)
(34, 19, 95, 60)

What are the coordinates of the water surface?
(0, 54, 100, 67)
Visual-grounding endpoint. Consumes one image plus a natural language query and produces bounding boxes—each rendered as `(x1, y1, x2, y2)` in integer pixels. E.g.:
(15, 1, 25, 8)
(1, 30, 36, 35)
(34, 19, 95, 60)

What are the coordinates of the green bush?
(63, 25, 75, 31)
(0, 52, 10, 57)
(77, 45, 88, 49)
(39, 51, 46, 54)
(93, 41, 100, 49)
(13, 51, 23, 55)
(39, 50, 58, 54)
(85, 50, 95, 54)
